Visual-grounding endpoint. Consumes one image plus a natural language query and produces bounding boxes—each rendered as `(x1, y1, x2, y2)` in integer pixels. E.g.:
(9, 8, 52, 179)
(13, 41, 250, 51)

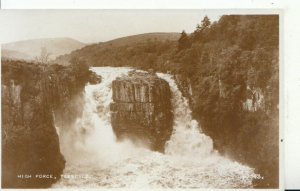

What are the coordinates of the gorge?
(2, 61, 260, 188)
(53, 67, 258, 188)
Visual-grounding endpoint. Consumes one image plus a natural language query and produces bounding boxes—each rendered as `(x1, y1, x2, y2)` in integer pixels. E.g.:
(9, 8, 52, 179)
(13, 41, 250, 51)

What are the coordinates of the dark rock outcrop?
(110, 71, 173, 152)
(1, 60, 90, 188)
(88, 71, 102, 85)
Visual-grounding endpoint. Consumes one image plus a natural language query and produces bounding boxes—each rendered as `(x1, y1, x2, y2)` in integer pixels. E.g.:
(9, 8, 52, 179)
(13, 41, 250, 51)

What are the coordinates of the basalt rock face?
(110, 71, 173, 152)
(1, 60, 91, 188)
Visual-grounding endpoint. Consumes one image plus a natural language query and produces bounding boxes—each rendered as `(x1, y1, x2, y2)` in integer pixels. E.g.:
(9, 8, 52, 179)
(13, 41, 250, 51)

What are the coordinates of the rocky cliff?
(1, 60, 92, 188)
(175, 72, 278, 188)
(110, 71, 173, 152)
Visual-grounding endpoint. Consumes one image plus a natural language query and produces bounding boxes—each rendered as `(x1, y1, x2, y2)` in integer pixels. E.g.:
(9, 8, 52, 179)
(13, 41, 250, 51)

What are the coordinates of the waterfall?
(157, 73, 214, 157)
(53, 67, 259, 188)
(57, 67, 141, 166)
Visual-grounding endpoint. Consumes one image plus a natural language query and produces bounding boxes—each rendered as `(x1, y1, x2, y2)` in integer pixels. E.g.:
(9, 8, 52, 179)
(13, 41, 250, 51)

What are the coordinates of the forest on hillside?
(60, 15, 279, 188)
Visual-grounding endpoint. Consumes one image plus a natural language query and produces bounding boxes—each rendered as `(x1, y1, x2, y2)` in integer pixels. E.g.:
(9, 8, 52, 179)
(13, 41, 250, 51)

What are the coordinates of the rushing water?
(53, 67, 259, 188)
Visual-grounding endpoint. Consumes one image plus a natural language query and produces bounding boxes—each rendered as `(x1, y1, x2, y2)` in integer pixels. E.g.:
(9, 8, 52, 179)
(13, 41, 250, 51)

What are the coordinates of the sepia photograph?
(1, 9, 280, 189)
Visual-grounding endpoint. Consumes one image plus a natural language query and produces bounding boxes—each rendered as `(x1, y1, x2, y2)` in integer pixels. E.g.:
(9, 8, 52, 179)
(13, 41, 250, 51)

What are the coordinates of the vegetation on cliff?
(61, 15, 279, 188)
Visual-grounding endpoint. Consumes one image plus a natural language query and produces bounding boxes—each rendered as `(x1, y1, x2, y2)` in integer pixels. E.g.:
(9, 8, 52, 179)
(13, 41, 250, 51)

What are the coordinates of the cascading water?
(53, 67, 259, 188)
(157, 73, 214, 157)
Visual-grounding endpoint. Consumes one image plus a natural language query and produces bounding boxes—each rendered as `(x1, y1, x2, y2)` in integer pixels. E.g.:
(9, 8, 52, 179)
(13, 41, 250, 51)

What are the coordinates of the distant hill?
(99, 32, 181, 47)
(55, 32, 181, 65)
(2, 37, 86, 62)
(1, 49, 32, 61)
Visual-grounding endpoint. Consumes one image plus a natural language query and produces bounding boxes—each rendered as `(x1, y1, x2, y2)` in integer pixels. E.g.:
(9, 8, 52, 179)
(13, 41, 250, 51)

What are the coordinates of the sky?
(0, 10, 222, 44)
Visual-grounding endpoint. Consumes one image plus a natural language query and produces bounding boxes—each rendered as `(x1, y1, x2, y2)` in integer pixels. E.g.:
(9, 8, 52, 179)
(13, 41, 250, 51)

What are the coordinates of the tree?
(69, 56, 90, 83)
(194, 16, 211, 41)
(201, 16, 211, 28)
(35, 47, 52, 64)
(178, 30, 191, 50)
(195, 16, 211, 33)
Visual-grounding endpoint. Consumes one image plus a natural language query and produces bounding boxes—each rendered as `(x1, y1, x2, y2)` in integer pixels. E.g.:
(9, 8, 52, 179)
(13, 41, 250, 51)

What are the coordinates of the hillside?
(1, 49, 32, 61)
(55, 32, 180, 65)
(2, 37, 85, 61)
(102, 32, 180, 47)
(57, 15, 279, 188)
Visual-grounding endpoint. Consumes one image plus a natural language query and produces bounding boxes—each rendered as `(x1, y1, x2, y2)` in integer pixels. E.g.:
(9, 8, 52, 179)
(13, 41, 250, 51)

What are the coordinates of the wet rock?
(111, 71, 173, 152)
(88, 71, 102, 84)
